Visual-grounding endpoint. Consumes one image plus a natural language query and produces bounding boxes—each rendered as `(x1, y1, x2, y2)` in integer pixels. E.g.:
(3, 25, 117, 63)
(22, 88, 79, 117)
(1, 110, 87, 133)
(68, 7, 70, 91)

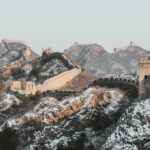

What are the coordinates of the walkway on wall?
(36, 68, 81, 93)
(39, 77, 139, 99)
(89, 77, 138, 98)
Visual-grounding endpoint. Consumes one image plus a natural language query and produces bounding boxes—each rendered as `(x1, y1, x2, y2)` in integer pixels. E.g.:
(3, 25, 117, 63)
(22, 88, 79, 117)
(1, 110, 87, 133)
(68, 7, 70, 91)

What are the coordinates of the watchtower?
(138, 51, 150, 99)
(42, 47, 53, 55)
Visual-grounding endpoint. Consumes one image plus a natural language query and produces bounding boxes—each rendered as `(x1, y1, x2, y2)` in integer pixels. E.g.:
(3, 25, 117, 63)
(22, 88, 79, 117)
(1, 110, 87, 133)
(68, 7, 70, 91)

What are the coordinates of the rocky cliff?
(0, 86, 149, 150)
(0, 87, 125, 149)
(0, 39, 39, 67)
(0, 82, 149, 149)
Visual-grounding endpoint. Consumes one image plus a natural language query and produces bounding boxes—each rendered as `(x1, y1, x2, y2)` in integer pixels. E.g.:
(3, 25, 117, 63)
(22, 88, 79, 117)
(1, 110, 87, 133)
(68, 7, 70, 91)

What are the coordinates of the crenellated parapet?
(10, 81, 36, 95)
(62, 53, 81, 69)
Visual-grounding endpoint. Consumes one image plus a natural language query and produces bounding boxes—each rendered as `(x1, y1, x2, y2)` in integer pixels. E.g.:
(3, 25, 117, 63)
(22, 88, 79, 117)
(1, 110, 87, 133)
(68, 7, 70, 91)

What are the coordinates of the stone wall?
(37, 68, 81, 93)
(10, 81, 36, 95)
(10, 81, 22, 90)
(10, 68, 81, 95)
(62, 53, 81, 69)
(10, 52, 82, 95)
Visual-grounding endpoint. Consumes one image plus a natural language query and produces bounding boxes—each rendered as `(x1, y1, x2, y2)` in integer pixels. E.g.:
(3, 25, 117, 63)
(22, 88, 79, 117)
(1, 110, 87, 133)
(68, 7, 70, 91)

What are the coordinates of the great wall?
(22, 77, 137, 101)
(10, 52, 82, 95)
(8, 50, 150, 99)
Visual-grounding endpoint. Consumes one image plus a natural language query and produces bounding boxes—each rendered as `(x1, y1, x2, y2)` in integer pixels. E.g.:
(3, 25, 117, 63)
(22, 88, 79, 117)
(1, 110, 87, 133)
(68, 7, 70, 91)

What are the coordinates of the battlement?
(10, 81, 36, 95)
(62, 53, 81, 69)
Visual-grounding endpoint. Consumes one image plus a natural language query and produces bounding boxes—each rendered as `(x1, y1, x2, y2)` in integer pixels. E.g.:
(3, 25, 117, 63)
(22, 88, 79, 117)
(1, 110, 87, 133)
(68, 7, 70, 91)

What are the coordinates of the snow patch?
(0, 94, 21, 112)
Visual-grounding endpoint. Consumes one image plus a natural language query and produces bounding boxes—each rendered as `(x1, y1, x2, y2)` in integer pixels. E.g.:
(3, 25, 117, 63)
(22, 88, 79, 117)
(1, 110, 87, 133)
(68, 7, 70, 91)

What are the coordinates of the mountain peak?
(0, 39, 39, 67)
(68, 43, 106, 54)
(114, 42, 147, 53)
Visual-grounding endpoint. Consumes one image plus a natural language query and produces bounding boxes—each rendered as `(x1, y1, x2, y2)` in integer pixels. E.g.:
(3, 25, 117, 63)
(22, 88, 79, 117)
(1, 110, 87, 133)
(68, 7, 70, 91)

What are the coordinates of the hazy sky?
(0, 0, 150, 54)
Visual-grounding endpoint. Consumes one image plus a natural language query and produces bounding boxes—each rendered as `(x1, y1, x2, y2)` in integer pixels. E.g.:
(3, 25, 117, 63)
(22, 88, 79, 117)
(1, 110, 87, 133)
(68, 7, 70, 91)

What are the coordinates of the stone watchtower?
(138, 51, 150, 99)
(42, 47, 53, 55)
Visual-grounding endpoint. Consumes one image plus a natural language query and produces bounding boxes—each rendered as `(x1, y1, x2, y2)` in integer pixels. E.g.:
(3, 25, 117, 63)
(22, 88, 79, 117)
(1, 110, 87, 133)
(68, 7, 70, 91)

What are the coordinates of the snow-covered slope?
(2, 87, 124, 129)
(65, 43, 147, 76)
(0, 85, 149, 150)
(102, 99, 150, 150)
(0, 94, 21, 113)
(0, 87, 128, 150)
(65, 43, 124, 75)
(113, 45, 147, 74)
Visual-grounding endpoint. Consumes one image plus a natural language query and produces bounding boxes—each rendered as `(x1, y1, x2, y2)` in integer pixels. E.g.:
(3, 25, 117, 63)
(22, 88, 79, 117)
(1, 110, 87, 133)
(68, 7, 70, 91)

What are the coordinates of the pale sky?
(0, 0, 150, 54)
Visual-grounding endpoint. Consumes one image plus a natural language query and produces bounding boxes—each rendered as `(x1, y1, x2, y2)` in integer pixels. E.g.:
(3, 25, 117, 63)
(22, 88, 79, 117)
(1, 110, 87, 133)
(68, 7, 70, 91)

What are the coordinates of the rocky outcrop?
(102, 99, 150, 150)
(2, 87, 124, 129)
(0, 39, 39, 67)
(2, 86, 148, 150)
(14, 88, 128, 150)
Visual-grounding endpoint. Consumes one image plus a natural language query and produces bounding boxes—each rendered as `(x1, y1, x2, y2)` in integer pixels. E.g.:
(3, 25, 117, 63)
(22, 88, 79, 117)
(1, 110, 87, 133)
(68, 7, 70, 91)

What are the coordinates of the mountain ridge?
(0, 39, 39, 67)
(65, 42, 147, 76)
